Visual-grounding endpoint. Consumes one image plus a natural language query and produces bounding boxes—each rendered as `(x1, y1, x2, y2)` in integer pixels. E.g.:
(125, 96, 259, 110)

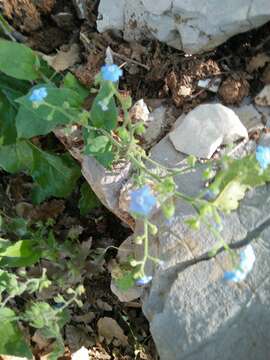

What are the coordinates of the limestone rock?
(169, 104, 248, 158)
(231, 104, 263, 131)
(97, 0, 270, 54)
(139, 136, 270, 360)
(81, 156, 134, 228)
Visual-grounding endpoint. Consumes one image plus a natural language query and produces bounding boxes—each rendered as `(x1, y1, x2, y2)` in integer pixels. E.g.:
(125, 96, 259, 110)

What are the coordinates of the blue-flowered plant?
(130, 185, 157, 217)
(0, 39, 269, 358)
(101, 64, 123, 82)
(29, 87, 48, 103)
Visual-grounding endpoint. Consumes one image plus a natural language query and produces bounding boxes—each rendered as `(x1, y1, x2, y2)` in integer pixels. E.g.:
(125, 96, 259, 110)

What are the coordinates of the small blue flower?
(256, 145, 270, 170)
(224, 245, 255, 283)
(204, 189, 217, 201)
(135, 275, 152, 286)
(29, 87, 48, 102)
(223, 269, 247, 282)
(130, 185, 157, 217)
(101, 64, 123, 82)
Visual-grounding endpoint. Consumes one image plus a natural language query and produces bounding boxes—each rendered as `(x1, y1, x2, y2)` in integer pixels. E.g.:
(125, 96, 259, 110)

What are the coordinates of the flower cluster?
(256, 145, 270, 170)
(29, 87, 48, 103)
(129, 185, 157, 217)
(101, 64, 123, 82)
(224, 244, 255, 282)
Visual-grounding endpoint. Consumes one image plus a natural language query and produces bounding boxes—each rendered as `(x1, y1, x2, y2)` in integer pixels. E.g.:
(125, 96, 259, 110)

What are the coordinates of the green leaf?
(16, 85, 83, 138)
(79, 182, 100, 215)
(90, 82, 118, 130)
(0, 141, 80, 203)
(29, 145, 80, 203)
(0, 39, 39, 80)
(0, 71, 31, 96)
(86, 135, 111, 153)
(0, 91, 17, 145)
(214, 180, 249, 213)
(0, 239, 41, 267)
(84, 130, 115, 168)
(63, 73, 89, 102)
(0, 307, 32, 358)
(115, 272, 135, 291)
(0, 141, 33, 173)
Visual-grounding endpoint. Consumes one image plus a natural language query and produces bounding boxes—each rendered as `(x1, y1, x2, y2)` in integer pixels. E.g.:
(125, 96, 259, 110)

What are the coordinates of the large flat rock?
(139, 136, 270, 360)
(97, 0, 270, 53)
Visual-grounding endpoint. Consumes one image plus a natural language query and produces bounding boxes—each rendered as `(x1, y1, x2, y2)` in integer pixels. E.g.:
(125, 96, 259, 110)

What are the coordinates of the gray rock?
(143, 106, 167, 148)
(81, 156, 134, 228)
(169, 104, 248, 158)
(97, 0, 270, 53)
(231, 104, 263, 131)
(139, 136, 270, 360)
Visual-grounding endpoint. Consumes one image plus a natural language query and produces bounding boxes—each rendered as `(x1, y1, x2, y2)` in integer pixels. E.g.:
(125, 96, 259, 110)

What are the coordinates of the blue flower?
(256, 145, 270, 170)
(130, 185, 157, 217)
(29, 87, 48, 102)
(101, 64, 123, 82)
(224, 245, 255, 283)
(204, 189, 217, 201)
(135, 275, 152, 286)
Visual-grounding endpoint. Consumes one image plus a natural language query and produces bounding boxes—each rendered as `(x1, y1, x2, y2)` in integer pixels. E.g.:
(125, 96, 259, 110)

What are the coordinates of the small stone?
(255, 85, 270, 106)
(169, 104, 248, 159)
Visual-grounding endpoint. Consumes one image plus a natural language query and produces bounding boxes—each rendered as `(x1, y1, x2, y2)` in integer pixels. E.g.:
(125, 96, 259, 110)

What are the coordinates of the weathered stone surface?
(82, 156, 134, 228)
(97, 0, 270, 53)
(231, 104, 263, 131)
(138, 136, 270, 360)
(169, 104, 248, 158)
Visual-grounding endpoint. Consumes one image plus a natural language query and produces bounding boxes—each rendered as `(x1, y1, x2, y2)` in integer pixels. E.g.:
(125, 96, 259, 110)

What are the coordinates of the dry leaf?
(97, 317, 128, 346)
(247, 53, 270, 73)
(42, 44, 80, 72)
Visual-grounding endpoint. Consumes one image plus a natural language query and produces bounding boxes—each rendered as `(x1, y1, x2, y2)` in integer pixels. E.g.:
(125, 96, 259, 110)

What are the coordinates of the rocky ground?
(1, 0, 270, 359)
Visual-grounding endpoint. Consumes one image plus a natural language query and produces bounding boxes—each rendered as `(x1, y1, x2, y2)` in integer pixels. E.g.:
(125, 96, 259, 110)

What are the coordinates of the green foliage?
(0, 307, 32, 358)
(0, 39, 40, 80)
(0, 239, 42, 267)
(16, 85, 83, 138)
(0, 141, 80, 203)
(84, 130, 114, 168)
(79, 182, 101, 215)
(90, 81, 118, 130)
(63, 73, 89, 101)
(29, 145, 81, 203)
(115, 271, 135, 291)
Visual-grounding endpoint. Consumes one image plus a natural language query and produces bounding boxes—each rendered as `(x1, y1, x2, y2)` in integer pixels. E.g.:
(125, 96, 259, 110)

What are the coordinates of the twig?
(110, 49, 150, 71)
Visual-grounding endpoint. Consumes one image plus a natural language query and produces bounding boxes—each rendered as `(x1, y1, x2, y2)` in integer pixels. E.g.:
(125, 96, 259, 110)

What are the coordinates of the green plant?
(0, 38, 269, 358)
